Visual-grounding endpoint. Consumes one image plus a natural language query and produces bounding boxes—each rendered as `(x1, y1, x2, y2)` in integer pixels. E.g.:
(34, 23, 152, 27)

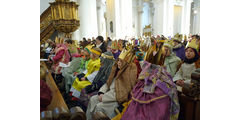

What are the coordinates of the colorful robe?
(68, 44, 79, 58)
(51, 44, 70, 74)
(121, 61, 180, 120)
(76, 55, 115, 111)
(70, 58, 101, 98)
(164, 53, 182, 78)
(62, 55, 85, 93)
(173, 62, 199, 84)
(86, 61, 138, 120)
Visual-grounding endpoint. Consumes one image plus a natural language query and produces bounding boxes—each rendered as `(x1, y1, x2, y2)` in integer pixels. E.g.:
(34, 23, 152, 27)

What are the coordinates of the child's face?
(83, 49, 90, 56)
(90, 53, 94, 59)
(185, 48, 195, 59)
(163, 46, 171, 57)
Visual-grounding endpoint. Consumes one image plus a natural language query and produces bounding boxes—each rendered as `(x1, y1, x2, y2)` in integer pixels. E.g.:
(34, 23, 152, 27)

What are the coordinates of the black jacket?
(99, 42, 107, 53)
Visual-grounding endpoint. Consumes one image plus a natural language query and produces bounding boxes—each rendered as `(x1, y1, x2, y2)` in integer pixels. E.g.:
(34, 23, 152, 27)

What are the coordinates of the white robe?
(86, 78, 119, 120)
(173, 62, 197, 84)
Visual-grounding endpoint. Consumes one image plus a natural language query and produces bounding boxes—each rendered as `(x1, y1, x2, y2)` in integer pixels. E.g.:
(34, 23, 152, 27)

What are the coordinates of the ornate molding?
(40, 6, 54, 42)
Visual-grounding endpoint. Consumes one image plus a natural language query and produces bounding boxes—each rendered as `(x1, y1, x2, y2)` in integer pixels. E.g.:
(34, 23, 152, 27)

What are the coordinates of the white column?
(165, 0, 174, 36)
(192, 0, 200, 34)
(149, 2, 154, 27)
(181, 0, 193, 35)
(96, 0, 107, 39)
(106, 0, 132, 40)
(137, 0, 144, 37)
(153, 0, 166, 36)
(72, 29, 80, 41)
(76, 0, 98, 40)
(119, 0, 133, 39)
(132, 0, 138, 38)
(106, 0, 119, 39)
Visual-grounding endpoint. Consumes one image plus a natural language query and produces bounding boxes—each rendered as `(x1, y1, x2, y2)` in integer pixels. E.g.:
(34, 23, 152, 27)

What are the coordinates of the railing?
(41, 61, 68, 111)
(40, 7, 55, 43)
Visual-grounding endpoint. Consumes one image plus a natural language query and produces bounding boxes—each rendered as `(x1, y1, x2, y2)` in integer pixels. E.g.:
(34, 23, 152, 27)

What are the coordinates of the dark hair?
(184, 47, 199, 64)
(107, 37, 112, 41)
(66, 39, 73, 44)
(192, 35, 200, 40)
(96, 36, 104, 43)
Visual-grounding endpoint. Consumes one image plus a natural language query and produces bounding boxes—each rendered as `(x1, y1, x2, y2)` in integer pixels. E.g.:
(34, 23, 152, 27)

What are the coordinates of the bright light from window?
(194, 10, 197, 14)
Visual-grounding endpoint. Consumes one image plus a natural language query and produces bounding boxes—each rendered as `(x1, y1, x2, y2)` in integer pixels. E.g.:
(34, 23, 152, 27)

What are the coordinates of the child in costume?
(111, 41, 121, 59)
(49, 37, 70, 91)
(173, 39, 200, 86)
(75, 52, 115, 111)
(62, 45, 92, 93)
(121, 37, 180, 120)
(70, 47, 102, 99)
(163, 40, 182, 78)
(86, 48, 138, 120)
(172, 34, 185, 61)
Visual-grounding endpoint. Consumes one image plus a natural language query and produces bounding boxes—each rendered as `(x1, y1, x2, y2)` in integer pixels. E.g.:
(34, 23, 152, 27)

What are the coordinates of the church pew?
(177, 69, 200, 120)
(41, 61, 68, 111)
(178, 93, 200, 120)
(69, 106, 86, 120)
(40, 110, 53, 120)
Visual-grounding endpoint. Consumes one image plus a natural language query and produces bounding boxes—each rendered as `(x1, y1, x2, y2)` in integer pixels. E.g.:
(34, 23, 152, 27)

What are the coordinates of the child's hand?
(81, 77, 86, 81)
(73, 72, 78, 76)
(176, 80, 184, 86)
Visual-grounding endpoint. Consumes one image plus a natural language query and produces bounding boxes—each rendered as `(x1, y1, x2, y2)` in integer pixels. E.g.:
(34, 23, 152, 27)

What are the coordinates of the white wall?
(173, 5, 182, 34)
(40, 0, 55, 15)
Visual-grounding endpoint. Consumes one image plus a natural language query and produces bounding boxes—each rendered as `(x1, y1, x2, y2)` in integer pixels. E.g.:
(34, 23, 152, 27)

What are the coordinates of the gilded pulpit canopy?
(50, 0, 80, 37)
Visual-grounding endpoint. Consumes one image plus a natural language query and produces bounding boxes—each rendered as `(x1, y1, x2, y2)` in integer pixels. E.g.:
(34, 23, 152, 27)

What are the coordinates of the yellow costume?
(71, 58, 101, 97)
(112, 100, 132, 120)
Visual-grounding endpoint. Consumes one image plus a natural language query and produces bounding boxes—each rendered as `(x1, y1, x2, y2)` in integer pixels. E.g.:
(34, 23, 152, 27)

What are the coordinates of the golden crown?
(186, 38, 199, 51)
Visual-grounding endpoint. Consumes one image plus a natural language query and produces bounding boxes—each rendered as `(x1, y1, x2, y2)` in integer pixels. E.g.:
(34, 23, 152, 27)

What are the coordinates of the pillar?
(153, 0, 166, 36)
(181, 0, 193, 35)
(73, 0, 98, 40)
(96, 0, 107, 39)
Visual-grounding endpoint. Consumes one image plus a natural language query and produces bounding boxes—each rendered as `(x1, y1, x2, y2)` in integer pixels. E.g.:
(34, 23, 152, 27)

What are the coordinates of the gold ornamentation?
(50, 0, 80, 34)
(131, 91, 168, 103)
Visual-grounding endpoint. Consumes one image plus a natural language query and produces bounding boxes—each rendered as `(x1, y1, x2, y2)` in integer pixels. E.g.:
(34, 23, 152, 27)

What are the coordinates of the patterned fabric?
(131, 61, 180, 119)
(84, 58, 101, 77)
(164, 53, 182, 77)
(76, 57, 90, 74)
(85, 52, 115, 94)
(70, 58, 101, 98)
(51, 44, 70, 74)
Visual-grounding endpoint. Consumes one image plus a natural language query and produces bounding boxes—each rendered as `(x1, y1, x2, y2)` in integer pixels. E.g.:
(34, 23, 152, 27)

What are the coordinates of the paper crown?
(163, 39, 173, 50)
(173, 33, 183, 42)
(101, 52, 114, 60)
(84, 44, 94, 54)
(111, 41, 118, 50)
(118, 48, 129, 60)
(91, 47, 102, 56)
(186, 38, 199, 51)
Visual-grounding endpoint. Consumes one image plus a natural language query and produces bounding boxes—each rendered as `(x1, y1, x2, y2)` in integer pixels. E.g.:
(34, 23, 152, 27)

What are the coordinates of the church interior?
(40, 0, 200, 120)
